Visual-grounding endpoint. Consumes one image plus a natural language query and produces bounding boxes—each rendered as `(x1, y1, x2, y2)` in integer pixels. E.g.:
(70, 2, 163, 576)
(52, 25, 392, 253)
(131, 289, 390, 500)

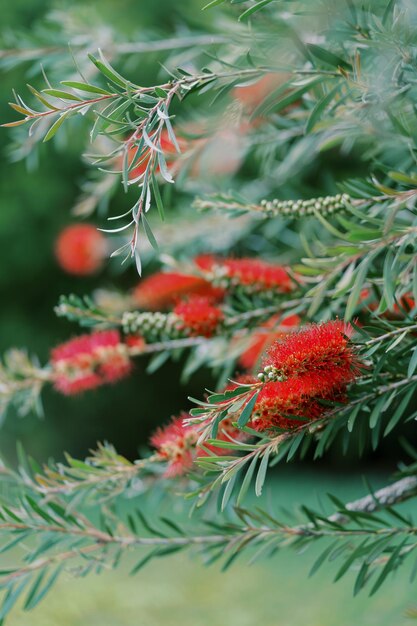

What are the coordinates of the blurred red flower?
(51, 330, 131, 395)
(173, 296, 224, 338)
(196, 256, 294, 293)
(132, 271, 223, 311)
(55, 224, 106, 275)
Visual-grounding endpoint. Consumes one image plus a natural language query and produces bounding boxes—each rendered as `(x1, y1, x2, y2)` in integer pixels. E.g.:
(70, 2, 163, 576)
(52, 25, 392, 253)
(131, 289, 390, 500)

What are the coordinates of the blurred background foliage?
(0, 0, 222, 463)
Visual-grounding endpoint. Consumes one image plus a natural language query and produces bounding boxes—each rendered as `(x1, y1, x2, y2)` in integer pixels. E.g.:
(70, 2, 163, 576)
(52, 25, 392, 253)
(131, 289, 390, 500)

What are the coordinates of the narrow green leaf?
(202, 0, 226, 9)
(0, 578, 29, 620)
(354, 561, 370, 596)
(221, 472, 238, 511)
(151, 175, 165, 221)
(255, 448, 270, 497)
(239, 0, 275, 21)
(369, 539, 408, 595)
(141, 214, 159, 250)
(334, 539, 369, 582)
(61, 81, 112, 95)
(286, 432, 305, 461)
(237, 391, 259, 428)
(237, 452, 260, 505)
(384, 387, 415, 437)
(307, 44, 351, 69)
(43, 89, 82, 102)
(305, 82, 341, 133)
(309, 541, 338, 577)
(43, 111, 71, 142)
(345, 256, 372, 321)
(408, 348, 417, 378)
(87, 54, 127, 88)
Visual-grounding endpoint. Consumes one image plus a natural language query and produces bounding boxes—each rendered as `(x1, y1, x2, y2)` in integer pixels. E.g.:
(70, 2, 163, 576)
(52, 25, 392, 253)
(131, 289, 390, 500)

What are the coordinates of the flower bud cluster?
(260, 193, 351, 217)
(121, 311, 186, 342)
(257, 365, 286, 383)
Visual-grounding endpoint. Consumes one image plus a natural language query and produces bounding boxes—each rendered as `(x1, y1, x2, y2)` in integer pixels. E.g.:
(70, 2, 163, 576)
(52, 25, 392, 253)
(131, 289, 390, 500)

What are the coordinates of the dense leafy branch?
(0, 471, 416, 618)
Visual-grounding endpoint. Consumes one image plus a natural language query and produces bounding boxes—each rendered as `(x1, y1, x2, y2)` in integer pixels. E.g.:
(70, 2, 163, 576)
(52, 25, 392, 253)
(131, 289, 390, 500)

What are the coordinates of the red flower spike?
(151, 412, 251, 476)
(253, 368, 351, 431)
(196, 256, 294, 293)
(55, 224, 106, 276)
(239, 314, 300, 371)
(132, 272, 224, 311)
(262, 320, 358, 380)
(51, 330, 131, 395)
(174, 297, 224, 338)
(150, 416, 198, 477)
(251, 320, 361, 432)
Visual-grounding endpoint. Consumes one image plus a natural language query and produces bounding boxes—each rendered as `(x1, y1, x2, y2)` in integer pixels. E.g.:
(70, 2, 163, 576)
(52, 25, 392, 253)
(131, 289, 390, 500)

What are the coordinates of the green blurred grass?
(7, 470, 417, 626)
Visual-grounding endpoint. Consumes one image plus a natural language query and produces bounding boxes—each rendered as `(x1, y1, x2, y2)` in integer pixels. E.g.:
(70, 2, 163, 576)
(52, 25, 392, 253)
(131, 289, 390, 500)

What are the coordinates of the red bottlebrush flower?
(252, 320, 361, 431)
(173, 296, 224, 338)
(150, 415, 198, 477)
(51, 330, 131, 395)
(224, 258, 293, 292)
(132, 271, 223, 311)
(239, 314, 300, 371)
(55, 224, 106, 276)
(253, 369, 350, 431)
(150, 412, 250, 475)
(262, 320, 358, 380)
(197, 256, 294, 293)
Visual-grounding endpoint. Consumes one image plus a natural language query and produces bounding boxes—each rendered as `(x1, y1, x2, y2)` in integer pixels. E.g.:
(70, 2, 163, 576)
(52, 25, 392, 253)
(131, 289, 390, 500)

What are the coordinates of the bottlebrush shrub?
(55, 224, 106, 275)
(4, 1, 417, 617)
(50, 330, 131, 394)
